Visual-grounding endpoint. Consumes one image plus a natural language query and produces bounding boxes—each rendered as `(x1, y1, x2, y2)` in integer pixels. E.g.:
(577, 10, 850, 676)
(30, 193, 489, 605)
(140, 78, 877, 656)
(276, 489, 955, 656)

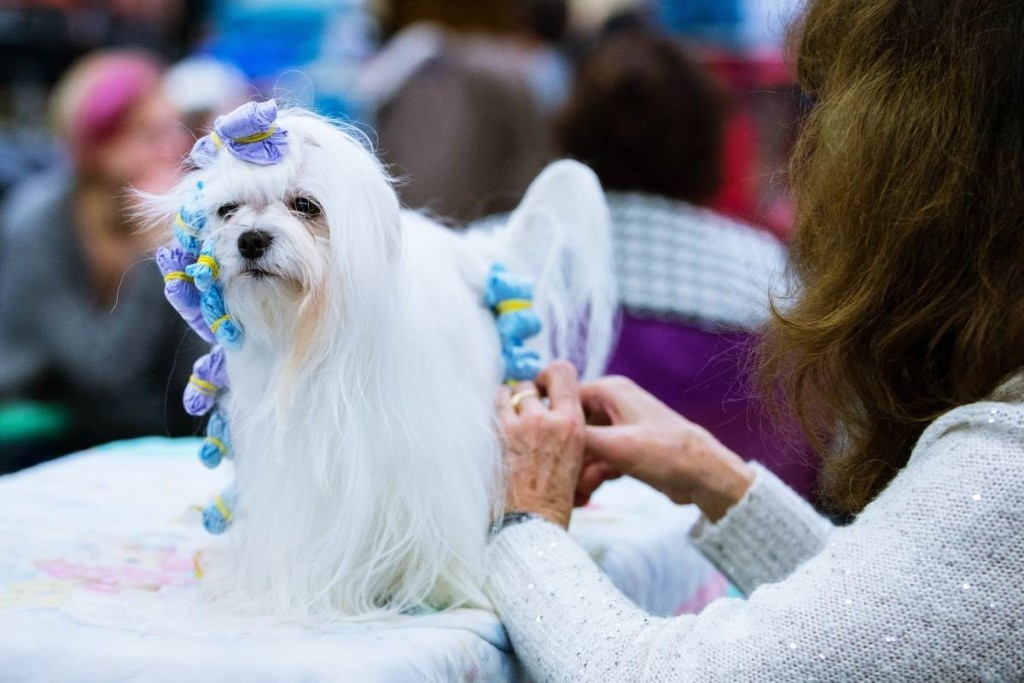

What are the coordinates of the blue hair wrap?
(199, 410, 232, 469)
(202, 485, 237, 535)
(503, 345, 543, 382)
(185, 239, 219, 292)
(200, 284, 244, 349)
(485, 264, 543, 383)
(173, 192, 207, 255)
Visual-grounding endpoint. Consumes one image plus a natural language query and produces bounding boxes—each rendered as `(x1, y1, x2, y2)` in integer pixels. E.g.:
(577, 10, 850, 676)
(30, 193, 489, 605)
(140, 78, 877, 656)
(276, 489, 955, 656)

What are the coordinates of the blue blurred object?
(657, 0, 746, 47)
(203, 0, 376, 121)
(656, 0, 802, 49)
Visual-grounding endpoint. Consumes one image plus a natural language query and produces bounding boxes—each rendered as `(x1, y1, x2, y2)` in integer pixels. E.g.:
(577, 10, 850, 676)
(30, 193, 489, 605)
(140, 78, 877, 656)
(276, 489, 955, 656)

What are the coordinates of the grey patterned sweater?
(607, 191, 785, 331)
(0, 167, 202, 456)
(485, 378, 1024, 681)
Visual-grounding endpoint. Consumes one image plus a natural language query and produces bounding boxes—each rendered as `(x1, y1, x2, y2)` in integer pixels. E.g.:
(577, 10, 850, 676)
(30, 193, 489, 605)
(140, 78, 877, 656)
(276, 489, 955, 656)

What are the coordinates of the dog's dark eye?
(217, 203, 239, 220)
(290, 196, 322, 218)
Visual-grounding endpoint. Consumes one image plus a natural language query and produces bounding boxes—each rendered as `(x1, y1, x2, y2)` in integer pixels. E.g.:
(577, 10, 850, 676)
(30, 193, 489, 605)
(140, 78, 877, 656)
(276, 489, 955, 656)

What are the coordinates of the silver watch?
(489, 511, 541, 540)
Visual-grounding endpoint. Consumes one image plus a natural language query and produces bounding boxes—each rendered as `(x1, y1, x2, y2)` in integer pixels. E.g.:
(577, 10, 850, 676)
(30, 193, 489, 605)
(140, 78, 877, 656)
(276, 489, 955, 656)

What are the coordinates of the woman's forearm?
(688, 463, 832, 594)
(676, 437, 758, 523)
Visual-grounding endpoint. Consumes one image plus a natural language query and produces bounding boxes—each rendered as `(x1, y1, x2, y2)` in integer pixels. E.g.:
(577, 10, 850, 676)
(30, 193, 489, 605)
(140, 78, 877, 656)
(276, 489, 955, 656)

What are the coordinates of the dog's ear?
(290, 117, 402, 263)
(284, 116, 403, 334)
(505, 161, 608, 270)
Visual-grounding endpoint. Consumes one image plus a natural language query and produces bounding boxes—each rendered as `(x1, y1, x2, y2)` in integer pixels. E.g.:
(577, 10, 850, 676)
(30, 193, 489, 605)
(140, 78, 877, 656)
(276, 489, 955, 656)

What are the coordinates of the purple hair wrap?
(156, 246, 215, 343)
(189, 100, 289, 167)
(183, 346, 228, 416)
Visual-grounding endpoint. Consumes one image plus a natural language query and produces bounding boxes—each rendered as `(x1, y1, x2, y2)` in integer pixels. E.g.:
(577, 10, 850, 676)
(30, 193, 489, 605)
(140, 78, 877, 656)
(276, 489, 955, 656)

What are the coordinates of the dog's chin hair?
(223, 271, 502, 618)
(225, 274, 312, 350)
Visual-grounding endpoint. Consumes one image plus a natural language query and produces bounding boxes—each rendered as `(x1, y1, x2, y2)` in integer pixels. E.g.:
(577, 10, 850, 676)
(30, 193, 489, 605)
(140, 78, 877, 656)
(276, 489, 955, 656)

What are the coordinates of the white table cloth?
(0, 438, 726, 682)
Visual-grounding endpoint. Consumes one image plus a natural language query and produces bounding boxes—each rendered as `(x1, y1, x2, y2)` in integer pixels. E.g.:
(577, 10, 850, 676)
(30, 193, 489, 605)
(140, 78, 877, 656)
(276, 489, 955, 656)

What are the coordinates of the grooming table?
(0, 438, 726, 682)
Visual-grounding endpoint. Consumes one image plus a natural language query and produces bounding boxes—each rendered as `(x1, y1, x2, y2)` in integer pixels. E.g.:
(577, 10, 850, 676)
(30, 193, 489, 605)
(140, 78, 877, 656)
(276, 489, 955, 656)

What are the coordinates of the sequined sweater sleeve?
(484, 399, 1024, 681)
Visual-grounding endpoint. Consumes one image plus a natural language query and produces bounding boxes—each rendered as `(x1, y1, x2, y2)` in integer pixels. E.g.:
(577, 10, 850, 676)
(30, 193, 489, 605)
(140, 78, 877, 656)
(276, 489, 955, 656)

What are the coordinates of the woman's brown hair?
(763, 0, 1024, 515)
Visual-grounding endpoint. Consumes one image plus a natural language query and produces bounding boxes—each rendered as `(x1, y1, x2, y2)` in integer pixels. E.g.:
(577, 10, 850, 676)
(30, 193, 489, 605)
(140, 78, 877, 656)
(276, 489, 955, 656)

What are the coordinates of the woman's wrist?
(660, 429, 755, 522)
(690, 451, 756, 523)
(490, 511, 545, 540)
(505, 500, 571, 529)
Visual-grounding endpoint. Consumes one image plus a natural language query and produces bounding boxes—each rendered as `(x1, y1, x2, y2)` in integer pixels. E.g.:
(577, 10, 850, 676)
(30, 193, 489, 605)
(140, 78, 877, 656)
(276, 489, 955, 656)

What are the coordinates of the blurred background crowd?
(0, 0, 818, 503)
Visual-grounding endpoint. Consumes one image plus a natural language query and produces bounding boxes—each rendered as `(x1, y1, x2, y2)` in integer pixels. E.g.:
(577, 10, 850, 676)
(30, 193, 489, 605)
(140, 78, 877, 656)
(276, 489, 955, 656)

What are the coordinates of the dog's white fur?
(154, 110, 615, 618)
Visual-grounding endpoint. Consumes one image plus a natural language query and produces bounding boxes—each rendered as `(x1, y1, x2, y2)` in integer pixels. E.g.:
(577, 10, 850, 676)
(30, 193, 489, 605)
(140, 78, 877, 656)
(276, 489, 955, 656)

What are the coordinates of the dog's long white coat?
(160, 112, 615, 618)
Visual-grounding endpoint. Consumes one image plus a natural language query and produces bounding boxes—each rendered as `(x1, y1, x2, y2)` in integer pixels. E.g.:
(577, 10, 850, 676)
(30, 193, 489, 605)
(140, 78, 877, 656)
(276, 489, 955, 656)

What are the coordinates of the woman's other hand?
(581, 376, 756, 522)
(497, 361, 586, 528)
(574, 455, 622, 508)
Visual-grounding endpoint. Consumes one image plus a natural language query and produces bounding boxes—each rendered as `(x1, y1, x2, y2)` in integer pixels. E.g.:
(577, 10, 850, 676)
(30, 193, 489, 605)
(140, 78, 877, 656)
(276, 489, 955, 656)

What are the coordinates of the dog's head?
(162, 108, 402, 354)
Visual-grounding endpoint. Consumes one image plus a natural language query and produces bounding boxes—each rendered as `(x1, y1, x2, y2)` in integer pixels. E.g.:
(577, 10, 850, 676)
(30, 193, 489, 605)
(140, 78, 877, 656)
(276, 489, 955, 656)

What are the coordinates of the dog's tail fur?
(478, 160, 618, 379)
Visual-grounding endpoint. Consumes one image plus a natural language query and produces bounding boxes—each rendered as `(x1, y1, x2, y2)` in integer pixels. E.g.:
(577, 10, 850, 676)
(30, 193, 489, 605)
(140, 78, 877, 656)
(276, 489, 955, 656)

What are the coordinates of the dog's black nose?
(237, 230, 273, 260)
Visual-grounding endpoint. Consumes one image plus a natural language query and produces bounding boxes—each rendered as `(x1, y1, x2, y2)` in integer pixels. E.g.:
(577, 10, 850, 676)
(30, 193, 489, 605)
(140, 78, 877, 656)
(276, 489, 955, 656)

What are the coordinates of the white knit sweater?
(484, 379, 1024, 681)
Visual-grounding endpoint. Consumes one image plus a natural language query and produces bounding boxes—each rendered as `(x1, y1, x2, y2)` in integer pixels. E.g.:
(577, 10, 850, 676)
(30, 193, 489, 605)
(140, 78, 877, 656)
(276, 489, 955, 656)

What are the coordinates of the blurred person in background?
(361, 1, 571, 224)
(503, 0, 573, 117)
(558, 28, 817, 501)
(363, 22, 550, 223)
(0, 49, 201, 473)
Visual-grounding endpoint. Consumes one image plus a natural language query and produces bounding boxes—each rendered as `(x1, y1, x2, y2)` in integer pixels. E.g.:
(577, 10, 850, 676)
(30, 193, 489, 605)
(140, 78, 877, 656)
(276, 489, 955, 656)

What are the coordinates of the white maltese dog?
(151, 101, 615, 619)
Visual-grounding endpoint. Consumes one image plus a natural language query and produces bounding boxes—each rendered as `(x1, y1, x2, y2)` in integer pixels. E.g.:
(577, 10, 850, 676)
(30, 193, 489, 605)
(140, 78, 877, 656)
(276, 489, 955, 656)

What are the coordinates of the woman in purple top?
(557, 28, 817, 501)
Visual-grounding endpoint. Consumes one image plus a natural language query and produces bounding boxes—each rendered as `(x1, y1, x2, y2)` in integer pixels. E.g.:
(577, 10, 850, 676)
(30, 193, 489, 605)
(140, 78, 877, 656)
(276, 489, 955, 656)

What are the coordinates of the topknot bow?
(189, 100, 289, 167)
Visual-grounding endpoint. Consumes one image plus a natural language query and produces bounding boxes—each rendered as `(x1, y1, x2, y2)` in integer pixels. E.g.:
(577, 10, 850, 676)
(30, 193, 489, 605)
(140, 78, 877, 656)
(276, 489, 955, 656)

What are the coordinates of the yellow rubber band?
(205, 436, 228, 456)
(214, 495, 232, 522)
(233, 125, 277, 144)
(189, 374, 219, 396)
(193, 552, 204, 579)
(163, 271, 194, 283)
(210, 130, 224, 149)
(196, 255, 219, 280)
(496, 299, 532, 315)
(210, 315, 232, 333)
(175, 212, 201, 237)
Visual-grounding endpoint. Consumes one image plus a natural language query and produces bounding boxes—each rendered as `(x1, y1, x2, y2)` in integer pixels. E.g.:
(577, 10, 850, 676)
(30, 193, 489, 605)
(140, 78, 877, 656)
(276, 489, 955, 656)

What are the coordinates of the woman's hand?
(580, 376, 756, 522)
(497, 361, 586, 529)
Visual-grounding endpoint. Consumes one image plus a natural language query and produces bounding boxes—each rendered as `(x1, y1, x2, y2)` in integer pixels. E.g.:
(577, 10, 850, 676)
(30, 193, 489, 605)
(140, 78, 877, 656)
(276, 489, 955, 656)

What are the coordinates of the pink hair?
(51, 50, 163, 152)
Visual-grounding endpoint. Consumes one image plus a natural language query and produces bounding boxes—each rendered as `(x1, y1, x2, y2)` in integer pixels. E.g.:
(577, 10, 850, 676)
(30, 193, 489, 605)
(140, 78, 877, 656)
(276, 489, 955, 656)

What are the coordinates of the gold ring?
(510, 389, 540, 411)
